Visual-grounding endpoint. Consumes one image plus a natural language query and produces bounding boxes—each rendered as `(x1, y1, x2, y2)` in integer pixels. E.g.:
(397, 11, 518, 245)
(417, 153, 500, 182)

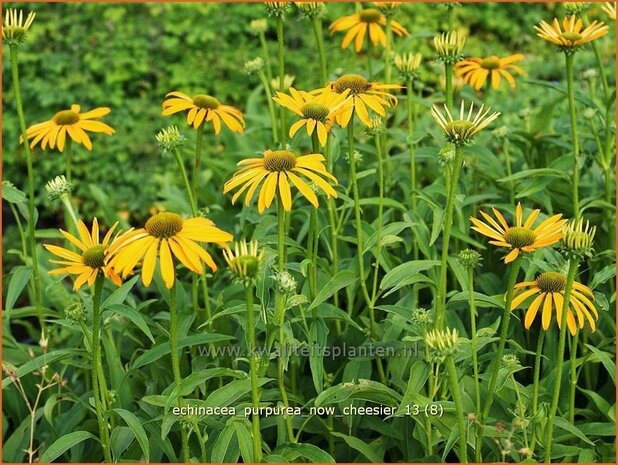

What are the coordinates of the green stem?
(246, 284, 263, 462)
(258, 31, 274, 85)
(370, 134, 385, 330)
(348, 119, 372, 308)
(9, 203, 28, 260)
(446, 356, 468, 463)
(475, 255, 522, 461)
(312, 16, 327, 84)
(173, 148, 197, 216)
(583, 13, 610, 101)
(257, 70, 279, 145)
(407, 78, 417, 210)
(511, 371, 530, 452)
(10, 45, 44, 331)
(274, 196, 294, 441)
(65, 139, 73, 183)
(467, 267, 481, 417)
(529, 330, 545, 455)
(91, 276, 112, 462)
(445, 62, 453, 111)
(435, 145, 464, 329)
(276, 17, 286, 146)
(503, 139, 515, 205)
(191, 123, 205, 204)
(544, 259, 580, 463)
(384, 18, 393, 84)
(568, 331, 579, 424)
(308, 134, 321, 301)
(169, 285, 191, 463)
(565, 52, 580, 218)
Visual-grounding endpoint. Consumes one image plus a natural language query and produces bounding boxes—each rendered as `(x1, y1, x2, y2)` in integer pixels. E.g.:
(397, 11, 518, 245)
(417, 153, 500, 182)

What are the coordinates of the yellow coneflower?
(511, 272, 598, 335)
(106, 212, 232, 289)
(162, 91, 245, 133)
(25, 105, 114, 152)
(534, 15, 609, 49)
(433, 31, 466, 64)
(329, 8, 409, 53)
(273, 87, 351, 146)
(223, 149, 338, 213)
(602, 2, 616, 20)
(44, 218, 121, 291)
(470, 203, 567, 263)
(2, 8, 35, 45)
(318, 74, 400, 127)
(394, 52, 422, 79)
(455, 54, 524, 90)
(223, 239, 264, 282)
(431, 101, 500, 145)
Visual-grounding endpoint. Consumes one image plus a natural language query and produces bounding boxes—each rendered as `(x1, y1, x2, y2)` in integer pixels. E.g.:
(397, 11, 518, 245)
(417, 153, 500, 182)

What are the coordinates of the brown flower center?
(192, 94, 220, 110)
(53, 110, 80, 126)
(263, 150, 297, 172)
(333, 74, 371, 95)
(145, 212, 183, 238)
(301, 103, 330, 122)
(504, 227, 536, 249)
(481, 56, 501, 70)
(82, 245, 106, 269)
(536, 272, 567, 293)
(359, 8, 382, 23)
(560, 31, 582, 42)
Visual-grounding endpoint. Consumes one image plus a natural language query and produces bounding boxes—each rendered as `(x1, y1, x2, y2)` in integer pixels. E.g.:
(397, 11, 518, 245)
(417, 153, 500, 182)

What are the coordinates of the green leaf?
(112, 408, 150, 461)
(307, 270, 357, 312)
(309, 318, 328, 394)
(380, 260, 440, 295)
(553, 416, 595, 446)
(273, 443, 335, 463)
(101, 275, 139, 310)
(315, 379, 401, 407)
(106, 304, 155, 344)
(3, 349, 85, 389)
(2, 181, 27, 204)
(40, 431, 98, 463)
(211, 418, 239, 463)
(498, 168, 569, 183)
(232, 418, 254, 464)
(330, 432, 383, 462)
(584, 344, 616, 385)
(202, 377, 271, 409)
(131, 333, 233, 369)
(5, 266, 32, 320)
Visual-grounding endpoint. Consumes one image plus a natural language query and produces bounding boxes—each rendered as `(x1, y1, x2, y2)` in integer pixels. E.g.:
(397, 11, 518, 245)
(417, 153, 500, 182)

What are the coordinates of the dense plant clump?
(2, 2, 616, 463)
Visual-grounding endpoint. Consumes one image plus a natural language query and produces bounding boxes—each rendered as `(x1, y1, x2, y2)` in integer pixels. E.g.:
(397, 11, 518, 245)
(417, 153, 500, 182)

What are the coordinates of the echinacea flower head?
(373, 2, 403, 17)
(394, 52, 422, 80)
(329, 8, 409, 53)
(511, 272, 597, 335)
(602, 2, 616, 20)
(271, 74, 296, 92)
(564, 2, 591, 16)
(470, 203, 567, 263)
(162, 91, 245, 134)
(561, 218, 596, 259)
(106, 212, 232, 289)
(223, 239, 264, 283)
(245, 57, 265, 75)
(44, 218, 121, 291)
(45, 175, 72, 201)
(320, 74, 400, 127)
(223, 149, 338, 213)
(295, 2, 325, 18)
(458, 248, 482, 268)
(155, 125, 185, 155)
(265, 2, 291, 17)
(431, 101, 500, 146)
(273, 87, 351, 146)
(433, 31, 466, 64)
(425, 328, 458, 362)
(2, 9, 35, 45)
(25, 105, 114, 152)
(249, 18, 268, 34)
(455, 54, 524, 90)
(534, 16, 609, 52)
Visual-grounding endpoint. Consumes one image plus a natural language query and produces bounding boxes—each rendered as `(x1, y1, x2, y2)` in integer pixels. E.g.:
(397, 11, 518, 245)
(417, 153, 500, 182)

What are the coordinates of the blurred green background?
(2, 1, 615, 246)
